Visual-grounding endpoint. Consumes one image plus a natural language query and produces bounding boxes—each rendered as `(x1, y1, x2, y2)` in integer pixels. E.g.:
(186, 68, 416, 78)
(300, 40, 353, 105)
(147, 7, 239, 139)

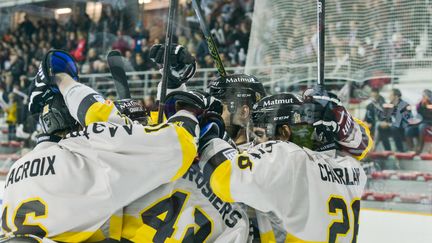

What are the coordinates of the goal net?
(245, 0, 431, 90)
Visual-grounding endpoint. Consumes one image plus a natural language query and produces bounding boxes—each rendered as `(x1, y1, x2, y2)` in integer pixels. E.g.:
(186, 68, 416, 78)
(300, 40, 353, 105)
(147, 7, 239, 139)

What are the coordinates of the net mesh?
(245, 0, 432, 89)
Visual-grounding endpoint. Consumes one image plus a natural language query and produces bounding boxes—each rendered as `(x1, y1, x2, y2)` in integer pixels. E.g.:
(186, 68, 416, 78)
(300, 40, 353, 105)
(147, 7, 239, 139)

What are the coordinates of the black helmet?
(208, 74, 265, 112)
(39, 93, 79, 135)
(251, 93, 336, 151)
(114, 98, 149, 125)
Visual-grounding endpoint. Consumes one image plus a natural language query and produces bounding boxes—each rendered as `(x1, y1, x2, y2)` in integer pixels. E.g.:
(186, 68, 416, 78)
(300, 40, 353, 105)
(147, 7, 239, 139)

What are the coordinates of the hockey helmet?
(208, 74, 265, 112)
(114, 99, 149, 125)
(39, 93, 79, 135)
(251, 93, 335, 150)
(163, 89, 223, 120)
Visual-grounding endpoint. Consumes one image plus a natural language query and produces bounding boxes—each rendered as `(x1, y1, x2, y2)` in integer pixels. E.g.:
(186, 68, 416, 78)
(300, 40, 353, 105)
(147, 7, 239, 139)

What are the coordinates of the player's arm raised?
(303, 88, 373, 160)
(79, 91, 220, 205)
(29, 49, 131, 126)
(28, 49, 201, 197)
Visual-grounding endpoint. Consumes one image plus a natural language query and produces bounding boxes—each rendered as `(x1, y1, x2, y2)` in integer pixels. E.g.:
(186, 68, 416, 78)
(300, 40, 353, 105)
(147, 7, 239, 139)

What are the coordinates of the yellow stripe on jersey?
(209, 160, 234, 203)
(285, 233, 325, 243)
(353, 117, 374, 161)
(260, 230, 277, 243)
(121, 214, 154, 242)
(51, 230, 104, 242)
(84, 101, 115, 125)
(86, 230, 106, 242)
(170, 126, 198, 181)
(108, 214, 123, 241)
(149, 111, 166, 125)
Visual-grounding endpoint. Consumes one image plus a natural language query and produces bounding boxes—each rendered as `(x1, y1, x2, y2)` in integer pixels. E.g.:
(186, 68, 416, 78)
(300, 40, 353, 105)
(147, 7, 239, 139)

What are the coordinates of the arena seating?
(363, 146, 432, 212)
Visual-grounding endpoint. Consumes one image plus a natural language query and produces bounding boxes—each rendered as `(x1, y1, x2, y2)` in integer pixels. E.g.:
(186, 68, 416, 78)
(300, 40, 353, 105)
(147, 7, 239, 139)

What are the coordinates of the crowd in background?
(364, 88, 432, 154)
(0, 0, 431, 154)
(257, 0, 432, 78)
(0, 0, 253, 144)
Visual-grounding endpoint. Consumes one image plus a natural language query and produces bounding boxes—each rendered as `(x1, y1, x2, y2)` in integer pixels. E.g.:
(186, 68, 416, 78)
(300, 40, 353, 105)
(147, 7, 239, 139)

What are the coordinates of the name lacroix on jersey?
(5, 155, 56, 189)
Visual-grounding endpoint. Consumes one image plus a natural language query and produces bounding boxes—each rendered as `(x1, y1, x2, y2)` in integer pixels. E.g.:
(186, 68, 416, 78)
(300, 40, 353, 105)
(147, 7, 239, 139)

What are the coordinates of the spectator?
(364, 88, 386, 137)
(82, 48, 101, 74)
(70, 31, 87, 63)
(203, 54, 214, 68)
(51, 32, 66, 50)
(406, 89, 432, 153)
(194, 33, 209, 66)
(18, 15, 35, 37)
(8, 49, 25, 85)
(133, 52, 150, 72)
(5, 93, 17, 141)
(112, 31, 132, 55)
(132, 26, 150, 52)
(98, 5, 118, 34)
(377, 89, 412, 152)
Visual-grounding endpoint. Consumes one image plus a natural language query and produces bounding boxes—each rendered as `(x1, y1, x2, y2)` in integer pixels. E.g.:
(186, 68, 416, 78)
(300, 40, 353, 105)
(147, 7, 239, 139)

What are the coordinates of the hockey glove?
(40, 49, 79, 85)
(199, 114, 226, 153)
(303, 86, 355, 142)
(28, 77, 56, 115)
(149, 44, 196, 88)
(28, 49, 79, 114)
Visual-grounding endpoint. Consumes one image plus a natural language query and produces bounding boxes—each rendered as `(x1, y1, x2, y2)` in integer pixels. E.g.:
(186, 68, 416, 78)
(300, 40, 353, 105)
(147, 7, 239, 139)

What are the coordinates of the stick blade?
(107, 50, 131, 99)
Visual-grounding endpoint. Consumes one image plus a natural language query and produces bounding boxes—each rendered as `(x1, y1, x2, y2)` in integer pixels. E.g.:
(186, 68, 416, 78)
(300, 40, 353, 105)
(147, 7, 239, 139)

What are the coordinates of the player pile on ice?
(0, 46, 372, 243)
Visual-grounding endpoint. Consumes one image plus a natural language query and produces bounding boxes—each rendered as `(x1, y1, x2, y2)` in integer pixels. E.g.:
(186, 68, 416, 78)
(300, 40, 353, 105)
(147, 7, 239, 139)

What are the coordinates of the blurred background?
(0, 0, 431, 235)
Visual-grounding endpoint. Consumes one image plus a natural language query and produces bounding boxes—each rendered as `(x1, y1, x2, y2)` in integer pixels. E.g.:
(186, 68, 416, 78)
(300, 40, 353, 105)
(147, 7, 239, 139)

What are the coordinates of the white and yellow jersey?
(1, 113, 198, 242)
(200, 139, 367, 243)
(78, 82, 249, 243)
(120, 163, 250, 243)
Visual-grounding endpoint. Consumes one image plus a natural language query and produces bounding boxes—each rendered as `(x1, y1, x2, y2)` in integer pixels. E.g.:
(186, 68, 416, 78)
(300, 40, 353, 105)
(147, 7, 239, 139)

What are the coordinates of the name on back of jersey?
(67, 122, 134, 140)
(318, 162, 361, 186)
(5, 155, 56, 189)
(182, 164, 243, 228)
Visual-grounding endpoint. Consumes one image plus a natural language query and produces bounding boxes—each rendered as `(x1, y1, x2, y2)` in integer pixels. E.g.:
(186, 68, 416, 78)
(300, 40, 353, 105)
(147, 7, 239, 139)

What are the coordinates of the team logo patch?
(223, 149, 237, 161)
(93, 94, 105, 103)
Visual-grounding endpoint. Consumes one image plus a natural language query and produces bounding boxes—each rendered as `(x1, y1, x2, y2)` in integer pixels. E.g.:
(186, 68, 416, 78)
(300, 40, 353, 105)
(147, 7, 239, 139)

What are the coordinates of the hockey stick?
(107, 50, 131, 99)
(158, 0, 178, 123)
(317, 0, 325, 86)
(191, 0, 227, 77)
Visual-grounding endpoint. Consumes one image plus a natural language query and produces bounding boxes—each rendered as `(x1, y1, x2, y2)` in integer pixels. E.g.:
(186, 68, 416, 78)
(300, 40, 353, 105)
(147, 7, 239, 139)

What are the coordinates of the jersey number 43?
(123, 190, 213, 243)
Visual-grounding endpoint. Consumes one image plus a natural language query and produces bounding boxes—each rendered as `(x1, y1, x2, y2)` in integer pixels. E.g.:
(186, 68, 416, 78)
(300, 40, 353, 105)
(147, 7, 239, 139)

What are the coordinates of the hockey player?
(131, 44, 372, 243)
(116, 45, 251, 243)
(198, 92, 370, 243)
(1, 50, 205, 242)
(207, 73, 372, 242)
(207, 73, 266, 147)
(19, 49, 250, 242)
